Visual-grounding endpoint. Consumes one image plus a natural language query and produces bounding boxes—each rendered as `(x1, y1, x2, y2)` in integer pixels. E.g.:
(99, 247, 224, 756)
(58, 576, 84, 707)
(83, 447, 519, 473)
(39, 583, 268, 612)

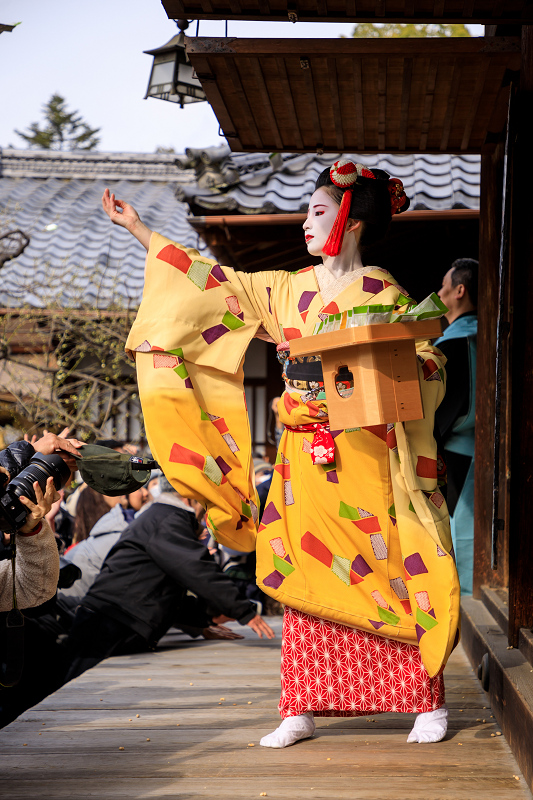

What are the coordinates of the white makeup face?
(303, 187, 340, 256)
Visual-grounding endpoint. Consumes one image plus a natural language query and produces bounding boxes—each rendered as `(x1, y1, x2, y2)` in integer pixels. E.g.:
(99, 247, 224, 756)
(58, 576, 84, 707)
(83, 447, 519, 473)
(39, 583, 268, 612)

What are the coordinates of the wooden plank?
(0, 630, 530, 798)
(248, 58, 283, 150)
(461, 57, 491, 150)
(274, 57, 304, 150)
(440, 59, 462, 150)
(462, 0, 476, 16)
(419, 59, 438, 150)
(399, 57, 413, 151)
(378, 57, 388, 150)
(302, 62, 324, 149)
(224, 57, 264, 149)
(350, 57, 366, 150)
(327, 57, 345, 151)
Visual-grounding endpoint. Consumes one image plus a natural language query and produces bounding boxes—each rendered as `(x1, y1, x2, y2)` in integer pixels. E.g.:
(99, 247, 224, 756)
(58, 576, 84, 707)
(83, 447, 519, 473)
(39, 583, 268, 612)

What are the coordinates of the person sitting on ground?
(63, 476, 275, 682)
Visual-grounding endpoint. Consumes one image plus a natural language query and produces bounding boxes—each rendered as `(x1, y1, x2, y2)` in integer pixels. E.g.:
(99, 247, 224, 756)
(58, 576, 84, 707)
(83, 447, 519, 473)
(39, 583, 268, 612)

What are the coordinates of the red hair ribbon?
(323, 159, 375, 257)
(388, 178, 407, 215)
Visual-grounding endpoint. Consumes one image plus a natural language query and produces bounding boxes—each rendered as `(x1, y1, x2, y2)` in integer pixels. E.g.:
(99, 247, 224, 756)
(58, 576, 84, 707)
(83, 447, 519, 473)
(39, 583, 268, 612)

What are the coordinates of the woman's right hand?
(102, 188, 152, 250)
(102, 188, 140, 231)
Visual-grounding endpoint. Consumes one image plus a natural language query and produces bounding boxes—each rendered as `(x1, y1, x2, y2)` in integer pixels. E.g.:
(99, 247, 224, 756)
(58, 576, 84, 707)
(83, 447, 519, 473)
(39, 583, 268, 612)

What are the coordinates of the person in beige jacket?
(0, 433, 82, 612)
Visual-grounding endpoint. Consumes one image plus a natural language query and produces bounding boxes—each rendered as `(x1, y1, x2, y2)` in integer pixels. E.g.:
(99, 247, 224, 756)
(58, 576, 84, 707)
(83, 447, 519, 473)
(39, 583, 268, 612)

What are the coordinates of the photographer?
(0, 434, 82, 611)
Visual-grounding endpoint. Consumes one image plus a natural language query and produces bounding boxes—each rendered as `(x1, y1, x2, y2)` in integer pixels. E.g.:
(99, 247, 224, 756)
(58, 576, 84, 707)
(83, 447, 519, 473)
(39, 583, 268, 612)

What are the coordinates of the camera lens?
(7, 453, 71, 503)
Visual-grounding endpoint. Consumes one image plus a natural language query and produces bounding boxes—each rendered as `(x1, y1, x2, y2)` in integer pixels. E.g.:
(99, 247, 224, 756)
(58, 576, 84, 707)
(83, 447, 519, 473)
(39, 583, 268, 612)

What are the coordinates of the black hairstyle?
(314, 165, 411, 248)
(450, 258, 478, 307)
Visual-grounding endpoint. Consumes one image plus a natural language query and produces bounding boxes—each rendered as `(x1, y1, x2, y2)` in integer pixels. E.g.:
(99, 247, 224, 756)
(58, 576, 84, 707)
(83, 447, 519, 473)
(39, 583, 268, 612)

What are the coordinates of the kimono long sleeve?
(126, 234, 282, 551)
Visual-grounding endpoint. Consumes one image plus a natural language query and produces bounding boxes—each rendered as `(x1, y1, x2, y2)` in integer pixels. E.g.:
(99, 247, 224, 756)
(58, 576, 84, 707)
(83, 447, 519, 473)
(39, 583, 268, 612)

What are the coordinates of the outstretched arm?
(102, 188, 152, 251)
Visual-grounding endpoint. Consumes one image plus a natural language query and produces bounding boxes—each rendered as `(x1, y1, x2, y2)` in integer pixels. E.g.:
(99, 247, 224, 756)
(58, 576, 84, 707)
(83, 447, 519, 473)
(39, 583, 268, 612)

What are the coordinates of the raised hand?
(18, 477, 60, 534)
(102, 188, 152, 250)
(102, 188, 140, 230)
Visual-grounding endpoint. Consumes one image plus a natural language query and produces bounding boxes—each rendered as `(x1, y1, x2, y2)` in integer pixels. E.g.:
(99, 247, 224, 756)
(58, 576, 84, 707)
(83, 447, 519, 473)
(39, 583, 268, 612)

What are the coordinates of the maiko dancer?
(102, 158, 459, 748)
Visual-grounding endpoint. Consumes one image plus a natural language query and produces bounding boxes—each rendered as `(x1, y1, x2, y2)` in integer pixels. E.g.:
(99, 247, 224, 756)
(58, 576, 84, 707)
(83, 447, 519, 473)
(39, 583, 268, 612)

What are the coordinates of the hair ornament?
(388, 177, 408, 215)
(323, 159, 375, 256)
(329, 158, 375, 188)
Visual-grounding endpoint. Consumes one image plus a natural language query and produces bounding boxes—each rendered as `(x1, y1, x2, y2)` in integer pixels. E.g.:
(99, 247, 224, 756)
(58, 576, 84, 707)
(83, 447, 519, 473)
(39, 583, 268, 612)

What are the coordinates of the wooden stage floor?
(1, 617, 531, 799)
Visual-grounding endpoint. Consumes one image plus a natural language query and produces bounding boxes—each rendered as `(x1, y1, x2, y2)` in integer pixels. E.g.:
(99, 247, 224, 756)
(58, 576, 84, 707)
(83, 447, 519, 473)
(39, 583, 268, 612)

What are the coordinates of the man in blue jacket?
(435, 258, 478, 595)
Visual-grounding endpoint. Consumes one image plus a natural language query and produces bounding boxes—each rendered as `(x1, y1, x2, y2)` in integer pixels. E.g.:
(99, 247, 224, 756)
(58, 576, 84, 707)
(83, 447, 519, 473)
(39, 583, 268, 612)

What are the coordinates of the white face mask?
(302, 187, 340, 256)
(149, 484, 162, 499)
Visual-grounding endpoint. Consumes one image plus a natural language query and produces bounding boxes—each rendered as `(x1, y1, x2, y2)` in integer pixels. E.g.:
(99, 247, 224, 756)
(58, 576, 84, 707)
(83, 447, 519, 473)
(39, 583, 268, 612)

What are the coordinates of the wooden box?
(289, 319, 442, 429)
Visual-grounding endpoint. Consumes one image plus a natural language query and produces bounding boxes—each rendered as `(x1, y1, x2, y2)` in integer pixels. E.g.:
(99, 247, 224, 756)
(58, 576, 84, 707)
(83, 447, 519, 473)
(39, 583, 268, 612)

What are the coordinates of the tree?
(350, 23, 471, 37)
(15, 94, 100, 151)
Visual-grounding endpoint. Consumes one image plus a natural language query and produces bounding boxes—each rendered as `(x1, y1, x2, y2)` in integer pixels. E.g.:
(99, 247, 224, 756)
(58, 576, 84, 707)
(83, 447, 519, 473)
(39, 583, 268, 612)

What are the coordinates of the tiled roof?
(176, 152, 480, 214)
(0, 149, 212, 308)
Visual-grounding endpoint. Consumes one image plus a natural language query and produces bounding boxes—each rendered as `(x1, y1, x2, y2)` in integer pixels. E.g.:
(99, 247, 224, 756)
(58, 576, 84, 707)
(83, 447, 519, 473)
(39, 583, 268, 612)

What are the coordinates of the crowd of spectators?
(0, 434, 276, 727)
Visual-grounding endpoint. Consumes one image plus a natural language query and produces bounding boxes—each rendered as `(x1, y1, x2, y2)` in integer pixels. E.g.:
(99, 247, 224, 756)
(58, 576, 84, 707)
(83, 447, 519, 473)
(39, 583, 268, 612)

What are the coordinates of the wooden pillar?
(473, 141, 506, 596)
(508, 25, 533, 644)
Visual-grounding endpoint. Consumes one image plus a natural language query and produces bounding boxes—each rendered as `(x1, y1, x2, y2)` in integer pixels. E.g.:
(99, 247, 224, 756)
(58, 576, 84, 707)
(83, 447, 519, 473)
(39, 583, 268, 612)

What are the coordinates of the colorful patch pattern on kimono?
(201, 410, 240, 454)
(300, 530, 374, 588)
(263, 533, 295, 590)
(156, 244, 228, 291)
(202, 307, 246, 344)
(169, 442, 230, 488)
(403, 552, 439, 641)
(144, 344, 194, 389)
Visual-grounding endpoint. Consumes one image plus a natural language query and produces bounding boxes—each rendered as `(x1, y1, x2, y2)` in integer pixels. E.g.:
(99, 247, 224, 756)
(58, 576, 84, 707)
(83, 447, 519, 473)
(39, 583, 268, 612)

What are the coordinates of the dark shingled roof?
(0, 149, 213, 308)
(175, 151, 481, 214)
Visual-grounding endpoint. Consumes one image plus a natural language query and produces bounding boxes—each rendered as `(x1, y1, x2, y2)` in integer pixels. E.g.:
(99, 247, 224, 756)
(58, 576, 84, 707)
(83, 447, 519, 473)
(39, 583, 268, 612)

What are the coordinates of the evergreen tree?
(350, 22, 471, 37)
(15, 94, 100, 151)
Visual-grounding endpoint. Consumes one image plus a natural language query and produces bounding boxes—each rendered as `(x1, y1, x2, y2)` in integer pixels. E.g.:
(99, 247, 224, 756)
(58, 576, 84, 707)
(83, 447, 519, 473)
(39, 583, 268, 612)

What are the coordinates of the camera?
(0, 453, 71, 534)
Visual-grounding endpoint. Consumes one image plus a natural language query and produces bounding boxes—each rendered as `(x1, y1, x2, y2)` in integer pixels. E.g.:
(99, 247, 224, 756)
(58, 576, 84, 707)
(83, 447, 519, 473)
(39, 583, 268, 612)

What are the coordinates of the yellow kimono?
(126, 233, 460, 678)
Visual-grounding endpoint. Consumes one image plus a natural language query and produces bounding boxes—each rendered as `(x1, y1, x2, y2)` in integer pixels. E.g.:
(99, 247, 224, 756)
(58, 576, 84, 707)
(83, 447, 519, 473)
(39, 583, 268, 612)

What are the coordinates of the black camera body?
(0, 453, 71, 534)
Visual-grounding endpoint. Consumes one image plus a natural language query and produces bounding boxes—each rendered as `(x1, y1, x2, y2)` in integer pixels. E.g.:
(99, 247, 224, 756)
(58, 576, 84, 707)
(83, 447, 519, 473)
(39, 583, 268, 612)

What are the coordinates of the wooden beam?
(462, 0, 476, 16)
(474, 143, 506, 597)
(508, 25, 533, 644)
(190, 55, 243, 150)
(186, 36, 521, 58)
(163, 1, 533, 22)
(189, 209, 480, 229)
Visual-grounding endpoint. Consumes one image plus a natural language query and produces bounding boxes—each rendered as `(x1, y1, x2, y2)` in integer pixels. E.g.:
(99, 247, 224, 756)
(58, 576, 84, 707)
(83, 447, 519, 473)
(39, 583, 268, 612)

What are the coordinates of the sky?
(0, 1, 483, 155)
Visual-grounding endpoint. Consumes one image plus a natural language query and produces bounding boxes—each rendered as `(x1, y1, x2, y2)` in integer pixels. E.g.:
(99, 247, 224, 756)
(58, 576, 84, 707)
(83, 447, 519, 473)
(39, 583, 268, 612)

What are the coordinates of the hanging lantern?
(143, 20, 206, 108)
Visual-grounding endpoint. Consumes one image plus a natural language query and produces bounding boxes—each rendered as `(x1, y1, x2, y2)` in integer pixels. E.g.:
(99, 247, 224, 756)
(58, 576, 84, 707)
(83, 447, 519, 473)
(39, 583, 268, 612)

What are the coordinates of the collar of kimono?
(284, 422, 335, 465)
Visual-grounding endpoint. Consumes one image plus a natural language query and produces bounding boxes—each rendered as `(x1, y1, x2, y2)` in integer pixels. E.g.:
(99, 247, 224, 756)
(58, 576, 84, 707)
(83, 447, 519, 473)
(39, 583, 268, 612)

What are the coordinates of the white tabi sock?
(407, 704, 449, 743)
(260, 712, 316, 748)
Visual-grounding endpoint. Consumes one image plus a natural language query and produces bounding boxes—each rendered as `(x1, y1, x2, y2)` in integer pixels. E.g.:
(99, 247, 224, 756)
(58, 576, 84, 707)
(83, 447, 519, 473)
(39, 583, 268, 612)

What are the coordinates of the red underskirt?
(279, 607, 445, 718)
